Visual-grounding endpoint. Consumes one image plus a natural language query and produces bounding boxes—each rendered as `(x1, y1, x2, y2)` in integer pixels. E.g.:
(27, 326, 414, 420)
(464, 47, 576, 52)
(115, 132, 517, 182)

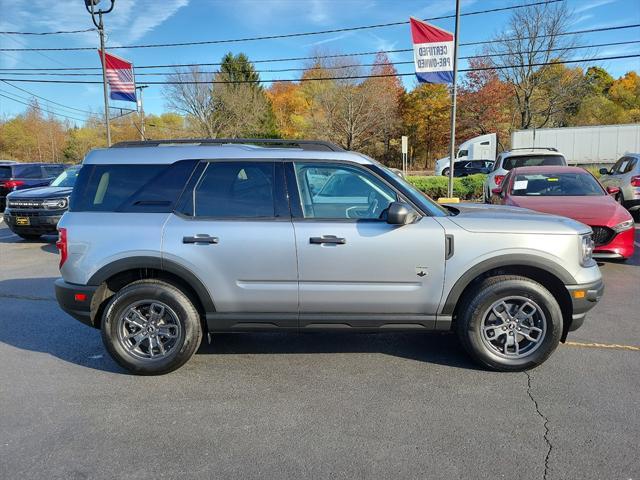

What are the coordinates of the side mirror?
(606, 186, 620, 195)
(386, 201, 419, 225)
(599, 168, 609, 175)
(491, 187, 503, 197)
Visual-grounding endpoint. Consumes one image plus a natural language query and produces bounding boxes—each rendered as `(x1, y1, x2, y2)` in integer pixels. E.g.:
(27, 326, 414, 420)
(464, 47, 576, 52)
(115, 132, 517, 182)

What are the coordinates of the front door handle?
(183, 235, 219, 244)
(310, 235, 346, 245)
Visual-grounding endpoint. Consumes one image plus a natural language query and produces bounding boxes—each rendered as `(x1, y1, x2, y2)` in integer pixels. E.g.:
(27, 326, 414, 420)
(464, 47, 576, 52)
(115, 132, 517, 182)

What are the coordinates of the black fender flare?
(440, 254, 576, 315)
(87, 256, 215, 313)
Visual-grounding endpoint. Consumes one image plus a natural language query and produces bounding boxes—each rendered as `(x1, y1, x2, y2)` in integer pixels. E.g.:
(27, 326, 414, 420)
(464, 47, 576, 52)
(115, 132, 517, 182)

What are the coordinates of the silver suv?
(599, 154, 640, 220)
(484, 148, 567, 202)
(54, 139, 603, 375)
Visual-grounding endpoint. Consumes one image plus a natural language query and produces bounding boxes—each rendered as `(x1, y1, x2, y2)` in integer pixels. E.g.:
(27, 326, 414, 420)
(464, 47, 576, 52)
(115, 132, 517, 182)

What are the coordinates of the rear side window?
(70, 160, 196, 212)
(502, 155, 566, 170)
(192, 162, 275, 218)
(12, 164, 44, 178)
(42, 164, 65, 177)
(0, 166, 11, 179)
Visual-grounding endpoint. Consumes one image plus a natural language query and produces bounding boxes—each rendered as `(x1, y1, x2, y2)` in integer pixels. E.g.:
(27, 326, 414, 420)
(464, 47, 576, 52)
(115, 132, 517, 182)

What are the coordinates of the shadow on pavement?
(0, 277, 478, 374)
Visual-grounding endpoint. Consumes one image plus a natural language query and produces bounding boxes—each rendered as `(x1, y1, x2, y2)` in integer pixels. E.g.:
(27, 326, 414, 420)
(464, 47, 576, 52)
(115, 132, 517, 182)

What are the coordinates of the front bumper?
(594, 228, 635, 260)
(565, 279, 605, 332)
(3, 210, 63, 234)
(54, 279, 99, 328)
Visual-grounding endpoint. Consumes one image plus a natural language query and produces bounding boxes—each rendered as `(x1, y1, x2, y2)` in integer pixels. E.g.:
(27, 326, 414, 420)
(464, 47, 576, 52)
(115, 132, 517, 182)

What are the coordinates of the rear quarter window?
(12, 164, 44, 178)
(70, 160, 197, 212)
(0, 166, 11, 179)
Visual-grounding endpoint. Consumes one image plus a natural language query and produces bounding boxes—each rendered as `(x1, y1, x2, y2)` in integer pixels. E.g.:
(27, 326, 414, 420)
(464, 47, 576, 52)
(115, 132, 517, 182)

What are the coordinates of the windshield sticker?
(547, 177, 559, 182)
(513, 180, 528, 190)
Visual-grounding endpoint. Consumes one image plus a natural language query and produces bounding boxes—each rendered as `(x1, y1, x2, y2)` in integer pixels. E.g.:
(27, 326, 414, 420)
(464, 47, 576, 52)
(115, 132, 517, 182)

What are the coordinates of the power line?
(0, 28, 96, 35)
(2, 40, 636, 77)
(0, 92, 87, 122)
(1, 23, 637, 73)
(0, 54, 636, 85)
(0, 80, 96, 114)
(0, 0, 564, 52)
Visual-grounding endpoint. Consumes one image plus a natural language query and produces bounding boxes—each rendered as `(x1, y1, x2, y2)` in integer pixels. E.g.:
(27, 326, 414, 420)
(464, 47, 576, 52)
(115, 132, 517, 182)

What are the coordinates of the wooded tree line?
(1, 3, 638, 167)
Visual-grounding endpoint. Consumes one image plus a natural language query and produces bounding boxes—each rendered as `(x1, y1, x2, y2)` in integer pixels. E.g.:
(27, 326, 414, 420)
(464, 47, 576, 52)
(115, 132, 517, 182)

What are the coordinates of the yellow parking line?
(564, 341, 640, 352)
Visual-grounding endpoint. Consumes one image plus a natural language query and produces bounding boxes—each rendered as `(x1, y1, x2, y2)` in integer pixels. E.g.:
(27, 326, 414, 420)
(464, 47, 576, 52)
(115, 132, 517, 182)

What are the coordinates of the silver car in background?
(599, 153, 640, 220)
(484, 148, 567, 202)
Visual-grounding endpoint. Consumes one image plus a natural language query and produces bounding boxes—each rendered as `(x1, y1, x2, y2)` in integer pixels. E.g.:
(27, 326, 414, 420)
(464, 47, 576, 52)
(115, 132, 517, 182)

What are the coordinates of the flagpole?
(98, 13, 112, 147)
(447, 0, 461, 198)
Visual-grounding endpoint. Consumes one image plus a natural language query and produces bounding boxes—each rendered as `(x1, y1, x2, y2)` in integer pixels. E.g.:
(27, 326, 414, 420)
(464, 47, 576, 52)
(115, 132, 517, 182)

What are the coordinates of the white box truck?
(511, 124, 640, 165)
(434, 133, 497, 175)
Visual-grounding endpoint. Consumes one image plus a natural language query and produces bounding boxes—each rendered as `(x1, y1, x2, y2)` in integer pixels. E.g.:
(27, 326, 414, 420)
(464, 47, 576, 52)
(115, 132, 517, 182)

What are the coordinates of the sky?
(0, 0, 638, 125)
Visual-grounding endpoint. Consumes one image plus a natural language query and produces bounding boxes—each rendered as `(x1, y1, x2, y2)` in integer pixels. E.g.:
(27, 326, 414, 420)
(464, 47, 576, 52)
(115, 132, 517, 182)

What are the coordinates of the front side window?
(293, 162, 397, 219)
(193, 162, 275, 218)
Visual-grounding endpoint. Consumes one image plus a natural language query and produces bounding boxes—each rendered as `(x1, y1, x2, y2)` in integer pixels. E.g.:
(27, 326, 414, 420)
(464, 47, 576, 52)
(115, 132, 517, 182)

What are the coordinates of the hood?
(446, 203, 591, 235)
(508, 195, 630, 227)
(7, 185, 72, 199)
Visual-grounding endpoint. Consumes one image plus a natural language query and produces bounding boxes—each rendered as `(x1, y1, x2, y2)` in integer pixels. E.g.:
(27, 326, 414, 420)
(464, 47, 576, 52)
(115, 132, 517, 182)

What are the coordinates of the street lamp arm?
(85, 1, 116, 27)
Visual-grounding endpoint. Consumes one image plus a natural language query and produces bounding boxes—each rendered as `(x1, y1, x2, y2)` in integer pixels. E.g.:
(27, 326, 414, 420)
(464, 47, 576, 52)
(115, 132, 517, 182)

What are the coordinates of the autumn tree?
(488, 1, 585, 129)
(401, 83, 451, 169)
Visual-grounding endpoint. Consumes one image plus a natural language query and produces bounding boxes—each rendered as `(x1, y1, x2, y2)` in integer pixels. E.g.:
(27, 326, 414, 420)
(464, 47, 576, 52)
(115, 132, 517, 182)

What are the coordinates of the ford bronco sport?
(54, 139, 603, 375)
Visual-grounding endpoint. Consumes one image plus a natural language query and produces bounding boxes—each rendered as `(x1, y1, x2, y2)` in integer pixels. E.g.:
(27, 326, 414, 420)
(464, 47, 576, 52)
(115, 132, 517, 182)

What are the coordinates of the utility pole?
(447, 0, 461, 198)
(136, 85, 149, 140)
(85, 0, 115, 147)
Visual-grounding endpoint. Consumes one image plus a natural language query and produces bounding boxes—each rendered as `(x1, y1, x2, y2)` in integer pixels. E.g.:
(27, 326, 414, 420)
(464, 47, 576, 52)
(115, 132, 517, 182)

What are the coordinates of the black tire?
(442, 167, 450, 177)
(456, 275, 562, 372)
(17, 233, 41, 240)
(101, 279, 203, 375)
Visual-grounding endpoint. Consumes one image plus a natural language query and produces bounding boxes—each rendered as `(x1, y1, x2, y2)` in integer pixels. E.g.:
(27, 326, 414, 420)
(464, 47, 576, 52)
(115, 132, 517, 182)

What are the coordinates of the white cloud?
(574, 0, 619, 14)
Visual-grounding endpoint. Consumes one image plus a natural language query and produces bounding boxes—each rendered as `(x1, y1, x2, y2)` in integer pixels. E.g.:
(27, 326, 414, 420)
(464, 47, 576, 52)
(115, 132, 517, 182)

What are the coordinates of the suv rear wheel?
(456, 275, 562, 371)
(101, 280, 202, 375)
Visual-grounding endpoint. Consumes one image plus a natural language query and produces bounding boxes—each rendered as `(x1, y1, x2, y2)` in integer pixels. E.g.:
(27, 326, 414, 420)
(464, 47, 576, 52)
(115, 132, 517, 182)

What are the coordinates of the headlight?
(580, 234, 594, 267)
(43, 198, 68, 210)
(612, 219, 634, 233)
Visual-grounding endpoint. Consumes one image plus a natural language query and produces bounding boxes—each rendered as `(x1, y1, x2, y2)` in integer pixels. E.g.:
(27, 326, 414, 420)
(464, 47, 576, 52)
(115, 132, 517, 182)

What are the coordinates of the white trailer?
(511, 124, 640, 165)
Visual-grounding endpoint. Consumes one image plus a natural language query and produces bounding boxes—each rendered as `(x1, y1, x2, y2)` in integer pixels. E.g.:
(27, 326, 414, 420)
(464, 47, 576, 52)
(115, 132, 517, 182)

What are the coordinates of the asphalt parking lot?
(0, 221, 638, 480)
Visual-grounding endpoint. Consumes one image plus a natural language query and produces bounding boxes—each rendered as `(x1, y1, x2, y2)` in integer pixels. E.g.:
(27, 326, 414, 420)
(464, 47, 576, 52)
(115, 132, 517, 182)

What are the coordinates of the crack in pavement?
(525, 370, 552, 480)
(0, 293, 56, 302)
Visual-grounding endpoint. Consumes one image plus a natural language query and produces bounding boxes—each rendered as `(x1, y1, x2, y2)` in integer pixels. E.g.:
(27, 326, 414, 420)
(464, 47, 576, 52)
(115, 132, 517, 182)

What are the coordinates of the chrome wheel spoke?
(481, 296, 547, 359)
(116, 300, 181, 361)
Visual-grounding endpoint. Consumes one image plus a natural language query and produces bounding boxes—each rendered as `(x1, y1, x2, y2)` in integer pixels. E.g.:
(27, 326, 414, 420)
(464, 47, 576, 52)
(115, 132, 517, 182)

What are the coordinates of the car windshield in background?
(50, 167, 80, 188)
(511, 172, 605, 196)
(503, 155, 565, 170)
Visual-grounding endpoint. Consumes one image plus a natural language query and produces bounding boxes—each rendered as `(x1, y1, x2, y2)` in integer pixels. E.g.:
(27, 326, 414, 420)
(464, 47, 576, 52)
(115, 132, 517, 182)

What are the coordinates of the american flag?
(98, 50, 137, 103)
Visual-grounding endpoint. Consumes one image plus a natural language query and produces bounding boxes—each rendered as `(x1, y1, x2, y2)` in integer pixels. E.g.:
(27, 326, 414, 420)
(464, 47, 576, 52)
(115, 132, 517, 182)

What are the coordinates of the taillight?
(2, 180, 25, 189)
(495, 175, 505, 186)
(56, 227, 68, 268)
(631, 176, 640, 187)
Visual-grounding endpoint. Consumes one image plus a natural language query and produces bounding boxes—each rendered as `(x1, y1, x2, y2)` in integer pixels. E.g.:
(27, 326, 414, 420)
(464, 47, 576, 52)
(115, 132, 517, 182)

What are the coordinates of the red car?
(492, 166, 635, 260)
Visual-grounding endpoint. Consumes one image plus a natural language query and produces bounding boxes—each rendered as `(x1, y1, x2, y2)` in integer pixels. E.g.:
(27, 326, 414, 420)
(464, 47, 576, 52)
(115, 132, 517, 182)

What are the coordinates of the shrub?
(406, 174, 486, 201)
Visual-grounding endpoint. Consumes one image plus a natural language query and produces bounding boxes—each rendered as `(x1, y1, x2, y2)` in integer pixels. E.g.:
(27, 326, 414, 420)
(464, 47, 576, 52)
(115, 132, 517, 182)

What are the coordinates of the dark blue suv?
(0, 162, 67, 211)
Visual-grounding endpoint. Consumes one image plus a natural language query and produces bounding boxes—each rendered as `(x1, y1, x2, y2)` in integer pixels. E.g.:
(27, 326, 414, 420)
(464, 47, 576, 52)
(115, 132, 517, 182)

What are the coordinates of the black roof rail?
(110, 138, 345, 152)
(507, 147, 559, 152)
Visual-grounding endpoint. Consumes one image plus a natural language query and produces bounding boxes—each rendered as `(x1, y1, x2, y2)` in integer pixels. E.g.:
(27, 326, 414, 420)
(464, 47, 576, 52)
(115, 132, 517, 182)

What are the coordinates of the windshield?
(368, 164, 450, 216)
(511, 172, 605, 196)
(503, 155, 565, 170)
(50, 166, 80, 187)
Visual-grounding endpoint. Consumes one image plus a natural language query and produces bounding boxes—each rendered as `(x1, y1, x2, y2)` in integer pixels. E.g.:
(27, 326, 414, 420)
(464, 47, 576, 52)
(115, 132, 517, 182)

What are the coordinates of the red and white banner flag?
(410, 17, 454, 84)
(98, 50, 136, 103)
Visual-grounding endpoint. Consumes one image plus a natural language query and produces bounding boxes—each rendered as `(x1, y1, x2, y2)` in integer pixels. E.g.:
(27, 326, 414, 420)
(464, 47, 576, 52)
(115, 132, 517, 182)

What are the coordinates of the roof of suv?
(500, 148, 562, 158)
(84, 144, 376, 165)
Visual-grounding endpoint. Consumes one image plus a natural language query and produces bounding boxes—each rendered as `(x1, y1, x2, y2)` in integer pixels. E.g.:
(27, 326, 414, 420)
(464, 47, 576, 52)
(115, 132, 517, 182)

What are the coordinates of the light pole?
(447, 0, 461, 198)
(85, 0, 115, 147)
(136, 85, 149, 140)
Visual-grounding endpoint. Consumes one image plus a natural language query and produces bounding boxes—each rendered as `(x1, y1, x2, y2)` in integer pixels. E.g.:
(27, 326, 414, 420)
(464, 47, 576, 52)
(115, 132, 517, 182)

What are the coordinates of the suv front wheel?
(456, 275, 562, 371)
(101, 280, 203, 375)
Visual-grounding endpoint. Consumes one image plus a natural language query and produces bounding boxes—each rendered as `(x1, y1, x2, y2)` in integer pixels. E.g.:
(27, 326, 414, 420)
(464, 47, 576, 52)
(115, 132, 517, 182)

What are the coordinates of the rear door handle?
(310, 235, 346, 245)
(183, 235, 219, 244)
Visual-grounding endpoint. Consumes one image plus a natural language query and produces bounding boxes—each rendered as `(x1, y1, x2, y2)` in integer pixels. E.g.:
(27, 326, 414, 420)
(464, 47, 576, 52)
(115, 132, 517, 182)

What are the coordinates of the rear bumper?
(54, 279, 99, 328)
(565, 279, 605, 332)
